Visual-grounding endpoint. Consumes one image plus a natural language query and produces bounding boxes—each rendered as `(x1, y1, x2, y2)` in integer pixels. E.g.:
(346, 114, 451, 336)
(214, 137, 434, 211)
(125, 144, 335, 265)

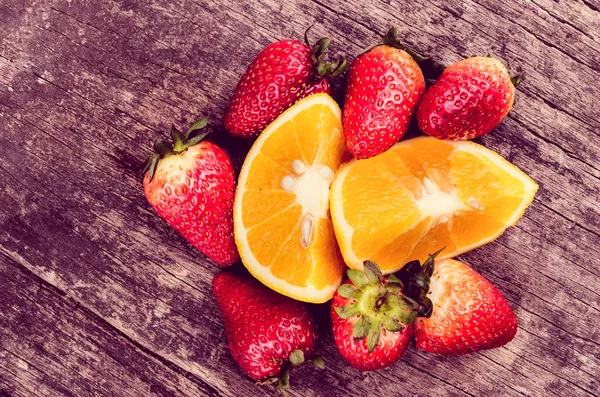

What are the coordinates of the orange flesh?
(235, 95, 346, 302)
(332, 137, 538, 272)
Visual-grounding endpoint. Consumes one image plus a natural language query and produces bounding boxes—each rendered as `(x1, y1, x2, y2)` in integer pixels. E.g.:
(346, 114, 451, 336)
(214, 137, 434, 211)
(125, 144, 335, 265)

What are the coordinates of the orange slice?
(330, 137, 538, 273)
(234, 93, 347, 303)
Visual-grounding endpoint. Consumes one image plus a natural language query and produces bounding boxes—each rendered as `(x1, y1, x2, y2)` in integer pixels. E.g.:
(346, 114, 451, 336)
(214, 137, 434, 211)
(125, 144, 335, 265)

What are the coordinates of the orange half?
(234, 94, 346, 303)
(330, 137, 538, 273)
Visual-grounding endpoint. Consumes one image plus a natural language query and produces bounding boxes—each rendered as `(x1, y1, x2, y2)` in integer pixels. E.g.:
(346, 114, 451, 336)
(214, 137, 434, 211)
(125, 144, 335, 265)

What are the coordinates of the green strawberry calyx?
(380, 26, 446, 82)
(256, 349, 325, 396)
(393, 247, 445, 318)
(304, 25, 347, 80)
(334, 260, 419, 353)
(510, 74, 521, 88)
(141, 117, 210, 183)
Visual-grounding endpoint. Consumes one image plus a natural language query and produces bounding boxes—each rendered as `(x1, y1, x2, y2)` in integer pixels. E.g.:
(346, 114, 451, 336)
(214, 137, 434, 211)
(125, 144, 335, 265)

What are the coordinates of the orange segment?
(261, 120, 305, 171)
(341, 156, 420, 256)
(234, 94, 346, 303)
(241, 189, 296, 228)
(370, 218, 432, 271)
(410, 137, 455, 192)
(451, 211, 506, 249)
(246, 205, 301, 266)
(270, 220, 311, 287)
(330, 136, 538, 273)
(406, 219, 458, 263)
(451, 150, 527, 223)
(308, 218, 344, 289)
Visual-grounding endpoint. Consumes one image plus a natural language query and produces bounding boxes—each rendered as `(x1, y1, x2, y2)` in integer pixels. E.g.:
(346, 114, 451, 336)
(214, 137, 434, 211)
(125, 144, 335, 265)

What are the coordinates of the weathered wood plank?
(1, 0, 599, 396)
(0, 253, 219, 397)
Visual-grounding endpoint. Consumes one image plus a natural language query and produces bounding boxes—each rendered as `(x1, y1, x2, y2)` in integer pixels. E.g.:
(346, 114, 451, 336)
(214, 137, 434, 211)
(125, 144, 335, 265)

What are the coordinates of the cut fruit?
(330, 136, 538, 273)
(234, 93, 347, 303)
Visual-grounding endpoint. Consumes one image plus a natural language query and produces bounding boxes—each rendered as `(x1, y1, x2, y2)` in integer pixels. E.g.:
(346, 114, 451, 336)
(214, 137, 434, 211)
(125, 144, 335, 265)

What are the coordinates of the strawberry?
(416, 56, 518, 140)
(395, 252, 518, 355)
(342, 27, 426, 159)
(212, 272, 322, 390)
(331, 261, 418, 371)
(224, 32, 346, 138)
(142, 118, 239, 266)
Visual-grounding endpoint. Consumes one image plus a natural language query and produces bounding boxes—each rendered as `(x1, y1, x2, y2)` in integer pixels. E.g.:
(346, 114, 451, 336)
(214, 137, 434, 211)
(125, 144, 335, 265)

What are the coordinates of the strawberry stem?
(377, 26, 446, 81)
(510, 74, 522, 88)
(336, 261, 419, 353)
(393, 248, 445, 318)
(304, 25, 347, 81)
(143, 117, 211, 183)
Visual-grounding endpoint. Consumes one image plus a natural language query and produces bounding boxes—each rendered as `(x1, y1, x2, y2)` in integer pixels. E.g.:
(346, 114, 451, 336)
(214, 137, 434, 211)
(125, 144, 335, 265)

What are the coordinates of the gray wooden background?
(1, 0, 599, 396)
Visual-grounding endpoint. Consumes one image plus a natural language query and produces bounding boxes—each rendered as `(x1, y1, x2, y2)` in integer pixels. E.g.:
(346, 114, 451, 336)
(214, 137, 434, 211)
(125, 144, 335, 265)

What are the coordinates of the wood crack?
(0, 162, 215, 316)
(472, 0, 600, 73)
(491, 239, 600, 328)
(507, 115, 600, 180)
(495, 235, 600, 312)
(515, 221, 600, 292)
(539, 201, 600, 240)
(582, 0, 600, 13)
(518, 85, 600, 140)
(0, 108, 218, 282)
(0, 252, 222, 397)
(528, 0, 600, 45)
(476, 352, 541, 396)
(515, 326, 600, 382)
(401, 359, 477, 397)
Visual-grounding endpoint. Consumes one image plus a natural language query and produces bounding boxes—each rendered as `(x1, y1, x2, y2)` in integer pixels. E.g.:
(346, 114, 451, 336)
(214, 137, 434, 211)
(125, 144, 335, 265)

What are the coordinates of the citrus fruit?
(234, 93, 347, 303)
(330, 136, 538, 273)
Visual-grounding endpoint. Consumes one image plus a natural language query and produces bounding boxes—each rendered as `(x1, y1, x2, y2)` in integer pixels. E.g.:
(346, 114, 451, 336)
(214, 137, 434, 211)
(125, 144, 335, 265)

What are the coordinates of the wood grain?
(1, 0, 599, 396)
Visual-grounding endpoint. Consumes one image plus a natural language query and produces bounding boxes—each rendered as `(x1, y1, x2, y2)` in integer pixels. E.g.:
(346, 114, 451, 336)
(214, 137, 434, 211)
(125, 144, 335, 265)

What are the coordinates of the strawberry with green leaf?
(394, 251, 519, 355)
(331, 261, 418, 371)
(142, 118, 238, 266)
(224, 30, 346, 139)
(213, 272, 322, 393)
(416, 56, 518, 140)
(342, 27, 426, 159)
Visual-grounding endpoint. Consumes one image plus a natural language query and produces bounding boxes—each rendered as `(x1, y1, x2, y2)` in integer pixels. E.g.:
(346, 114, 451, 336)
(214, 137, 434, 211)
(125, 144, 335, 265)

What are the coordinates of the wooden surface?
(1, 0, 599, 396)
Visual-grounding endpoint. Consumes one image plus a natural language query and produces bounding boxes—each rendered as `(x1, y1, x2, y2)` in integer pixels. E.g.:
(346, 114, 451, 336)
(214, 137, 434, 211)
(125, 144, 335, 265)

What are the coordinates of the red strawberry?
(142, 118, 239, 266)
(395, 253, 518, 355)
(343, 27, 426, 159)
(213, 272, 321, 389)
(416, 56, 517, 140)
(224, 34, 346, 138)
(331, 261, 418, 371)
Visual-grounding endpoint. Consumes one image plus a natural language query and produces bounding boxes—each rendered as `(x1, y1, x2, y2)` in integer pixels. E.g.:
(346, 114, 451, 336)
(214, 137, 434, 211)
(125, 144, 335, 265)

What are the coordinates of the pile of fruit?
(142, 27, 537, 392)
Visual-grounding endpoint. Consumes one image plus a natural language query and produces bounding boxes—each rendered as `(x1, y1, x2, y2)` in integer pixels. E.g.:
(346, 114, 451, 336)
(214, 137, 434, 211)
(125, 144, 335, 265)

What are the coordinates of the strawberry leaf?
(383, 317, 404, 332)
(337, 284, 361, 299)
(385, 282, 403, 294)
(363, 260, 382, 285)
(334, 303, 360, 319)
(186, 117, 209, 137)
(171, 130, 187, 152)
(347, 269, 368, 288)
(510, 74, 522, 88)
(185, 131, 209, 147)
(386, 273, 403, 285)
(153, 138, 172, 157)
(289, 350, 304, 366)
(366, 318, 382, 353)
(146, 154, 160, 183)
(277, 366, 291, 395)
(423, 246, 445, 277)
(417, 296, 433, 318)
(330, 59, 348, 77)
(312, 356, 325, 369)
(352, 315, 370, 339)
